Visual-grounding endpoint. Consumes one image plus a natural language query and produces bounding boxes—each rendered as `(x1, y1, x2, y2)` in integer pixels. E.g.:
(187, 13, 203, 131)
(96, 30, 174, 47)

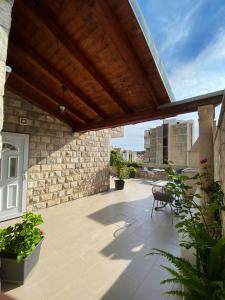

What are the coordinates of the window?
(8, 157, 18, 178)
(2, 143, 18, 152)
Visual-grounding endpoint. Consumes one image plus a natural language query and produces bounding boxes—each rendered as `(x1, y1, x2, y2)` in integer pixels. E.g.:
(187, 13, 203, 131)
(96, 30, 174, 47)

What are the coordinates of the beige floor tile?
(100, 272, 141, 300)
(4, 179, 179, 300)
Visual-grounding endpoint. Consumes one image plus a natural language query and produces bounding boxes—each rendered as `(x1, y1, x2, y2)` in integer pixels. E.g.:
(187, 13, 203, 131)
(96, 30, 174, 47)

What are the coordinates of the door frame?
(1, 132, 29, 221)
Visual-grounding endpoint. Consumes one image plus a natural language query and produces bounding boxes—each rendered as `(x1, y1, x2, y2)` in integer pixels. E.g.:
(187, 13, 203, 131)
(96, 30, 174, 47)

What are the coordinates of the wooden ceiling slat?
(7, 75, 78, 128)
(11, 67, 89, 124)
(91, 0, 158, 108)
(10, 37, 107, 120)
(20, 0, 133, 114)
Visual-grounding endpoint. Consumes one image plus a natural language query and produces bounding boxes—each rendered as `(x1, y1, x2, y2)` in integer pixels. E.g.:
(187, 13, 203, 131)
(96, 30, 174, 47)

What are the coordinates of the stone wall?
(3, 89, 111, 210)
(137, 169, 167, 181)
(214, 105, 225, 234)
(0, 0, 14, 156)
(187, 139, 199, 168)
(110, 126, 124, 138)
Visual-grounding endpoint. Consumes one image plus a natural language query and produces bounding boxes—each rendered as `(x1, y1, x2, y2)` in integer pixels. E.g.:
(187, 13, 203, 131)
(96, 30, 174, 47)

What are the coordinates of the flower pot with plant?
(0, 212, 44, 284)
(148, 160, 225, 299)
(128, 166, 137, 178)
(110, 149, 129, 190)
(114, 165, 129, 190)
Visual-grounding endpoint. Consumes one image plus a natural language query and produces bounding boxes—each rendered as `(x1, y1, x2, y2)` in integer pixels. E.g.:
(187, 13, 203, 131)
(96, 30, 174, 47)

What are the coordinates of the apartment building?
(144, 119, 194, 166)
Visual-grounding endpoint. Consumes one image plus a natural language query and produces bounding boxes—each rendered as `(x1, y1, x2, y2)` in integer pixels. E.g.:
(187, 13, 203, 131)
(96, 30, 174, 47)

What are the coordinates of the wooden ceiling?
(6, 0, 223, 131)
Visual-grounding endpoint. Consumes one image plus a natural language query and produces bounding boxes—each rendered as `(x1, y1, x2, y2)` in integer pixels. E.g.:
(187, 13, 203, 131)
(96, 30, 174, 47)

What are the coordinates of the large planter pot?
(115, 179, 125, 190)
(0, 238, 43, 284)
(129, 173, 136, 178)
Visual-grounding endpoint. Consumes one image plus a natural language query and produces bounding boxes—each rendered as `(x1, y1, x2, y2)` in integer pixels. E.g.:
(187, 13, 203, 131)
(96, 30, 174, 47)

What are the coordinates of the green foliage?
(110, 149, 129, 180)
(128, 166, 137, 177)
(0, 212, 44, 262)
(126, 161, 143, 168)
(110, 149, 125, 167)
(148, 246, 225, 300)
(117, 165, 129, 180)
(148, 162, 225, 299)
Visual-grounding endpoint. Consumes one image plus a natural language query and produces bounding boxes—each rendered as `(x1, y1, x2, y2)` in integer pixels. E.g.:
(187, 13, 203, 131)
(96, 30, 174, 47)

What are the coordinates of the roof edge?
(129, 0, 175, 102)
(158, 89, 224, 109)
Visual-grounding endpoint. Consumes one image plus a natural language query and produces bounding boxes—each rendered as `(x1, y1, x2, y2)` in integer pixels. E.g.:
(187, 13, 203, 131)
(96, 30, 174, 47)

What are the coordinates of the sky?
(111, 0, 225, 151)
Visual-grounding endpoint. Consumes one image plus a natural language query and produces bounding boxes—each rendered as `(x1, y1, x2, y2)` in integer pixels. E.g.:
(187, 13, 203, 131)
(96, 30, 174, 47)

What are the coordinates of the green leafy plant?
(110, 149, 124, 167)
(128, 166, 137, 178)
(148, 160, 225, 299)
(117, 165, 129, 180)
(110, 149, 129, 181)
(126, 161, 143, 168)
(0, 212, 44, 262)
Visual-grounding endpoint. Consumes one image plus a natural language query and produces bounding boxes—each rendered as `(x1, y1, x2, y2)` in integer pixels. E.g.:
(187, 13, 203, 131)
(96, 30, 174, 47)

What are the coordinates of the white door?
(0, 132, 29, 221)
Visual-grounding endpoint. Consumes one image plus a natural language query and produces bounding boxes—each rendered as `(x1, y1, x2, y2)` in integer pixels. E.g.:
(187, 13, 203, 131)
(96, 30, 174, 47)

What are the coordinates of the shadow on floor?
(87, 193, 180, 300)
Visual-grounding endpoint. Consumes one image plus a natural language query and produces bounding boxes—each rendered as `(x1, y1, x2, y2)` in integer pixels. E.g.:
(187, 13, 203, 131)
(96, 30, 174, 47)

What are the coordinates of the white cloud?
(160, 1, 204, 54)
(112, 28, 225, 151)
(169, 29, 225, 99)
(112, 1, 225, 151)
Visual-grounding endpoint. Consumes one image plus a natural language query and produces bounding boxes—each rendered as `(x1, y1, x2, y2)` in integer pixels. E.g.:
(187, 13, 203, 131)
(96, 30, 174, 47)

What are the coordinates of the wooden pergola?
(6, 0, 223, 132)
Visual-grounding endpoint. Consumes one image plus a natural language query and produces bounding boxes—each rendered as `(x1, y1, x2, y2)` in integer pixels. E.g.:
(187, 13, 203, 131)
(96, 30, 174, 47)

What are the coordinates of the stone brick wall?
(214, 108, 225, 235)
(0, 0, 14, 156)
(136, 169, 167, 181)
(3, 89, 110, 210)
(110, 126, 124, 138)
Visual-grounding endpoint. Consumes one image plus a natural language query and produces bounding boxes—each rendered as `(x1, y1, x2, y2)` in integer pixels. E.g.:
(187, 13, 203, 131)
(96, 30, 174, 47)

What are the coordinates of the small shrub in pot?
(114, 165, 129, 189)
(128, 166, 137, 178)
(110, 150, 129, 189)
(0, 212, 44, 284)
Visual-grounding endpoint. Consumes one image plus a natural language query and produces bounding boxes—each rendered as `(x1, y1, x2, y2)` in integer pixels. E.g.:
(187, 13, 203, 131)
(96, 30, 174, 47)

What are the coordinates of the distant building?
(122, 149, 137, 162)
(144, 119, 194, 166)
(136, 151, 145, 162)
(187, 139, 199, 167)
(112, 147, 137, 162)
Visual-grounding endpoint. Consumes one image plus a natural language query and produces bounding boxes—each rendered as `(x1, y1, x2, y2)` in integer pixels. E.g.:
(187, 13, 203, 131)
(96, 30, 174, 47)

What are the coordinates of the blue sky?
(112, 0, 225, 151)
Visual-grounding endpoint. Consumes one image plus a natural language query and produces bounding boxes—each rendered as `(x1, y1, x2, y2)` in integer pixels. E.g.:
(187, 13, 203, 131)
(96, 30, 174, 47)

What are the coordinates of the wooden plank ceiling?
(6, 0, 223, 132)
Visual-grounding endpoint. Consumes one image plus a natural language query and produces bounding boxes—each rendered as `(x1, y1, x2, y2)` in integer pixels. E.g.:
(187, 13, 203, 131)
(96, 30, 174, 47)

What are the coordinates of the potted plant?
(128, 166, 137, 178)
(110, 149, 129, 190)
(148, 161, 225, 299)
(114, 165, 129, 190)
(0, 212, 44, 284)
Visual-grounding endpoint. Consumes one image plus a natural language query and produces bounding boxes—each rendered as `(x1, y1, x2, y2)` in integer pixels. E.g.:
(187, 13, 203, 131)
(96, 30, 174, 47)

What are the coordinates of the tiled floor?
(2, 179, 180, 300)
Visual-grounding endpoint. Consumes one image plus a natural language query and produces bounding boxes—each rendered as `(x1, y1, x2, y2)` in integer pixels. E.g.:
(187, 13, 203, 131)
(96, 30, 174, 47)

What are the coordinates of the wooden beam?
(74, 91, 223, 132)
(158, 90, 224, 111)
(10, 37, 107, 119)
(7, 76, 77, 128)
(10, 66, 89, 124)
(90, 0, 158, 108)
(74, 109, 173, 132)
(20, 0, 132, 114)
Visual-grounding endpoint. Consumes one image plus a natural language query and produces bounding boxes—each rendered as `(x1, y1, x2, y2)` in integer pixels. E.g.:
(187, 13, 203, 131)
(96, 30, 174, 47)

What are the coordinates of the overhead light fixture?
(59, 105, 66, 114)
(61, 84, 67, 92)
(5, 66, 12, 81)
